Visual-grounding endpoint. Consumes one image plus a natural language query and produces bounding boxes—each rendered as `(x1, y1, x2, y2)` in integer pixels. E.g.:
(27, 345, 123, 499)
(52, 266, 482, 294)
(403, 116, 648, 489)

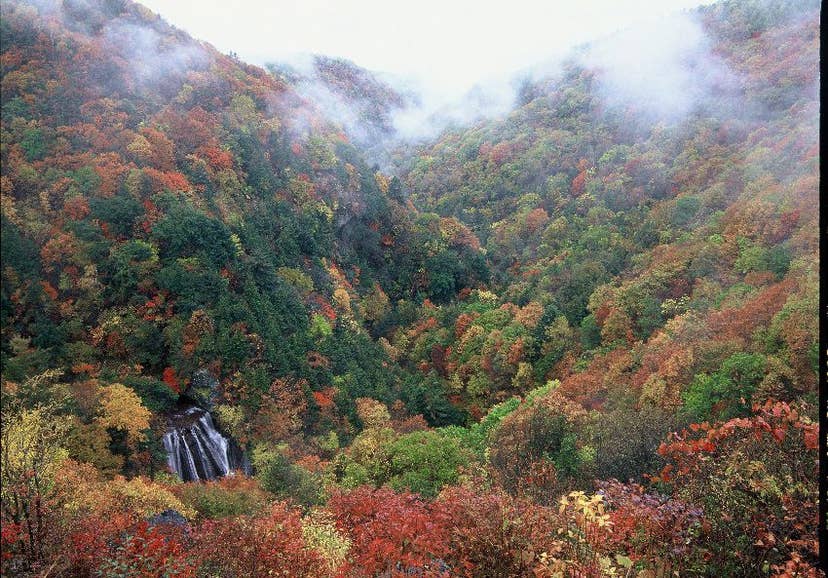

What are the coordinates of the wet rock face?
(162, 405, 250, 482)
(184, 368, 220, 411)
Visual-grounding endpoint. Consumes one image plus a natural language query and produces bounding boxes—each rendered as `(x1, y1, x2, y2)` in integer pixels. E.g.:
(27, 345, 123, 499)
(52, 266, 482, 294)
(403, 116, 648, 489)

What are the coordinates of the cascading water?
(163, 406, 250, 482)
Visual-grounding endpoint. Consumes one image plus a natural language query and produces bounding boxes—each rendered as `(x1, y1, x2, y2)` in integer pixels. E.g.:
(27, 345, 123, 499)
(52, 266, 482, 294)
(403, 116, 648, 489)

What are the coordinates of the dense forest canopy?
(0, 0, 820, 576)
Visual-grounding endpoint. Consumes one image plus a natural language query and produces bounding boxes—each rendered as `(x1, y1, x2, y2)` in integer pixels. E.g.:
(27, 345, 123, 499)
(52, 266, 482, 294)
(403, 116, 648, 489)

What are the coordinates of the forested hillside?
(398, 0, 819, 420)
(0, 0, 820, 576)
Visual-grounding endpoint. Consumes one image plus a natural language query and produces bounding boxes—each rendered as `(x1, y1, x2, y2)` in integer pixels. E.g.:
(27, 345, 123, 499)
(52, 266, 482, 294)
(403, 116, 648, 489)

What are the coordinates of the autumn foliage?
(0, 0, 821, 576)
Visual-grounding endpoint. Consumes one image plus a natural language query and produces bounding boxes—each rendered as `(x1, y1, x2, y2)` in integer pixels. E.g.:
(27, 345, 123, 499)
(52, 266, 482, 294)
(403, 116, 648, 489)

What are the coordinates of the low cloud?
(388, 74, 521, 142)
(575, 11, 739, 122)
(19, 0, 209, 99)
(275, 9, 742, 150)
(101, 20, 208, 95)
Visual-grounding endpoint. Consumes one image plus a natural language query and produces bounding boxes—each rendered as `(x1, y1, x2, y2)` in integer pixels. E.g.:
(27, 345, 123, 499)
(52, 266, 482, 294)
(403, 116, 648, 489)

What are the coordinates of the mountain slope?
(395, 0, 818, 404)
(0, 0, 820, 576)
(0, 0, 486, 432)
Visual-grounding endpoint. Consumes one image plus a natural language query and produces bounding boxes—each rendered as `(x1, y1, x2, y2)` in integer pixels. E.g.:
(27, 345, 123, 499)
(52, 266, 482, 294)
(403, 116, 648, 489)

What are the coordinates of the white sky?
(140, 0, 715, 96)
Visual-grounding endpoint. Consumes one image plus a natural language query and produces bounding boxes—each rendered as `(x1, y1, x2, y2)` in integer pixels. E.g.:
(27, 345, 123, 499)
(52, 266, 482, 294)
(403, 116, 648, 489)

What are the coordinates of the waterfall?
(163, 406, 250, 482)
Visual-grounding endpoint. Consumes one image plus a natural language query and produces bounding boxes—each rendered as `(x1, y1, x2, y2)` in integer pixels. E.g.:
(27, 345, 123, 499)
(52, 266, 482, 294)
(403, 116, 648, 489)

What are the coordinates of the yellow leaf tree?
(0, 403, 69, 562)
(95, 383, 151, 449)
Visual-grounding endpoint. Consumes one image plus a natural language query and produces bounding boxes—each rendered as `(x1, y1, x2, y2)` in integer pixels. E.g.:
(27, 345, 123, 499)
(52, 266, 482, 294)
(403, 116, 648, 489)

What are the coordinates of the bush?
(682, 352, 766, 421)
(174, 476, 268, 519)
(387, 430, 470, 498)
(252, 446, 325, 507)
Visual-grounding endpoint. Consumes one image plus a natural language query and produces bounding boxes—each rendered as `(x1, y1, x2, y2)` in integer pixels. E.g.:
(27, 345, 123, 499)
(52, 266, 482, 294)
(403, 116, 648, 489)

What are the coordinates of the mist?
(31, 0, 739, 159)
(386, 73, 526, 142)
(135, 0, 724, 145)
(574, 11, 739, 123)
(261, 6, 747, 154)
(384, 8, 743, 141)
(101, 20, 208, 95)
(17, 0, 811, 171)
(16, 0, 210, 100)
